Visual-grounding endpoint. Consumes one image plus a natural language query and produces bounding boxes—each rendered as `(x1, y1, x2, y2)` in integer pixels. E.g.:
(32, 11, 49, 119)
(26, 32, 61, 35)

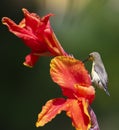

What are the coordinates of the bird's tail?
(104, 88, 110, 96)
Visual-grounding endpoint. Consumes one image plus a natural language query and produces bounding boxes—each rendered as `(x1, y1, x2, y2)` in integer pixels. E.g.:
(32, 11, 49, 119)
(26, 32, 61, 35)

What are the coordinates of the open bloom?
(2, 8, 67, 67)
(36, 56, 98, 130)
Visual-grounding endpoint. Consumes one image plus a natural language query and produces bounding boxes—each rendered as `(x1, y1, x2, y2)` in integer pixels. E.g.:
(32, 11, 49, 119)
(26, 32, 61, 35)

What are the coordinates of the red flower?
(36, 56, 96, 130)
(2, 8, 67, 67)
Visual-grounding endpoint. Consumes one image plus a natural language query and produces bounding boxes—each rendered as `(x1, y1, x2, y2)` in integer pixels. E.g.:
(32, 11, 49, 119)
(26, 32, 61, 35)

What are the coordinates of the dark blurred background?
(0, 0, 119, 130)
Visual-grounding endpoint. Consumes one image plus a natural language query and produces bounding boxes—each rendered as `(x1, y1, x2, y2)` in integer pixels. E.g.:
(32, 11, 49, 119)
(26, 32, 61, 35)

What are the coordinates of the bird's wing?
(94, 64, 108, 89)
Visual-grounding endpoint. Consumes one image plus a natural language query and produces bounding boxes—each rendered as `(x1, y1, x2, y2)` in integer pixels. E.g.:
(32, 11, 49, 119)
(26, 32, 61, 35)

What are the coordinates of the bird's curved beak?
(83, 56, 94, 63)
(83, 57, 89, 63)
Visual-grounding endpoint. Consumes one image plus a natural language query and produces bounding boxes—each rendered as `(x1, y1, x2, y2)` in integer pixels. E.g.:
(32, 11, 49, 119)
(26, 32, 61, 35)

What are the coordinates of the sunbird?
(83, 52, 110, 96)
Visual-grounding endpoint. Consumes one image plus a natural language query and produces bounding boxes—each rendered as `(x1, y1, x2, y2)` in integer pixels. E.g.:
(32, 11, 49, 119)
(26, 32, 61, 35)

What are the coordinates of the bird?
(83, 52, 110, 96)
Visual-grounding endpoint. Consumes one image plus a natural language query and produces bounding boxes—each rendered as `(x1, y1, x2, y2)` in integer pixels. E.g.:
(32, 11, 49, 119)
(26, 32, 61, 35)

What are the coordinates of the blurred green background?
(0, 0, 119, 130)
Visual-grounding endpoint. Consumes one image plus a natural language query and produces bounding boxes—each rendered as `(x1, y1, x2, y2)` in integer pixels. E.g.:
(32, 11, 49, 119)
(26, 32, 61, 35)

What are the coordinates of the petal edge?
(36, 98, 67, 127)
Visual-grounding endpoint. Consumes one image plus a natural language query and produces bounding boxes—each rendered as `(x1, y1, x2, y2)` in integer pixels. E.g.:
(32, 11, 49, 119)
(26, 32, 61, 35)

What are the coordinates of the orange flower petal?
(50, 56, 91, 87)
(66, 99, 91, 130)
(50, 56, 92, 97)
(36, 98, 67, 127)
(74, 84, 95, 104)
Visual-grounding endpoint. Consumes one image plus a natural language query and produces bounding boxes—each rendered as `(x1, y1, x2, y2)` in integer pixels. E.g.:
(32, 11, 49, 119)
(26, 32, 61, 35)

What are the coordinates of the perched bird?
(83, 52, 110, 96)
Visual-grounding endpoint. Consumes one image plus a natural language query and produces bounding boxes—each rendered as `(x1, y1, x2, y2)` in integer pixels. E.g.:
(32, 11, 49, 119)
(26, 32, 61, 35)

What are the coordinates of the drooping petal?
(50, 56, 92, 97)
(36, 98, 67, 127)
(66, 99, 91, 130)
(23, 53, 40, 67)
